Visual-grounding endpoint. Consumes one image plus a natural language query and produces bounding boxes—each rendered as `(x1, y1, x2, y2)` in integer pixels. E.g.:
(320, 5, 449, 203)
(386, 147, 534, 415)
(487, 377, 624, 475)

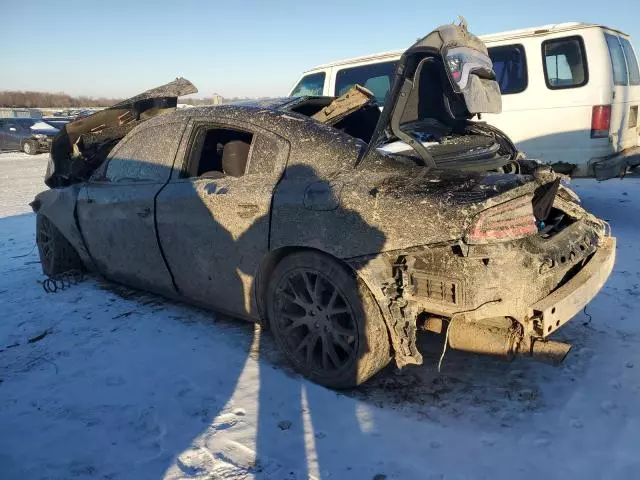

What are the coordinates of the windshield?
(16, 119, 36, 129)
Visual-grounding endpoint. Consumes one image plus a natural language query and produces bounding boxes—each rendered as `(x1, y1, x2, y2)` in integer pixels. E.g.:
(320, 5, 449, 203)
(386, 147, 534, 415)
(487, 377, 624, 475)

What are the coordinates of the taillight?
(591, 105, 611, 138)
(466, 196, 537, 244)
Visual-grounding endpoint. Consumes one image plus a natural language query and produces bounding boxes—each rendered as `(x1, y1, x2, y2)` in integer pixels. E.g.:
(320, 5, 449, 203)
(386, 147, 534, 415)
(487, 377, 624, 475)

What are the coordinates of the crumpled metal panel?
(46, 78, 197, 188)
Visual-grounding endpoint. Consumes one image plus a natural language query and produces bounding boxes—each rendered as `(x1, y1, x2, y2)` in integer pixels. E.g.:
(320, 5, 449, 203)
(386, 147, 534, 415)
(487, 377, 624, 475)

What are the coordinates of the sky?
(1, 0, 639, 99)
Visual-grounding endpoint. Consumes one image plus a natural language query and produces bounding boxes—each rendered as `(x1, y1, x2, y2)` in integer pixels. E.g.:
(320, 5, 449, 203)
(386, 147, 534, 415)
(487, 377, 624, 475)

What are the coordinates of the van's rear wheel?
(36, 214, 83, 277)
(267, 251, 391, 388)
(23, 140, 38, 155)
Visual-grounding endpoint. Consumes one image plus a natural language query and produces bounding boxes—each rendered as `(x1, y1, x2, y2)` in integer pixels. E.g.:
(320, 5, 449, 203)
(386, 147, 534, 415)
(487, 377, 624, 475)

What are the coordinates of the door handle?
(137, 207, 151, 218)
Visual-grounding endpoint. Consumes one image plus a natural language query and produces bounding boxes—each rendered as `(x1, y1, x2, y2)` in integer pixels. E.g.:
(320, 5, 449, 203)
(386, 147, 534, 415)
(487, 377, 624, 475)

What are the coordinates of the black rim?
(274, 268, 358, 375)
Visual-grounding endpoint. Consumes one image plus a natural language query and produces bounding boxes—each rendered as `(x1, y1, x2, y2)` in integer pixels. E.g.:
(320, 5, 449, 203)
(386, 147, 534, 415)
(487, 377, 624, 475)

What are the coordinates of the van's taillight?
(591, 105, 611, 138)
(466, 196, 537, 244)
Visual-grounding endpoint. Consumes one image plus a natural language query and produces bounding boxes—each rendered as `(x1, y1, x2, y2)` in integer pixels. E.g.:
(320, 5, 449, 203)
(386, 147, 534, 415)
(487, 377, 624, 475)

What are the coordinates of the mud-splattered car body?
(33, 24, 615, 387)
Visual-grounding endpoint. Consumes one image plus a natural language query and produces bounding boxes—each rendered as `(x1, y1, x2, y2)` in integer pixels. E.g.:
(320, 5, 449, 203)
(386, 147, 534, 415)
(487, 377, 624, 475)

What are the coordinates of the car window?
(105, 122, 183, 183)
(290, 72, 326, 97)
(605, 33, 628, 86)
(542, 36, 588, 89)
(184, 127, 254, 178)
(488, 44, 527, 94)
(334, 61, 397, 105)
(619, 37, 640, 86)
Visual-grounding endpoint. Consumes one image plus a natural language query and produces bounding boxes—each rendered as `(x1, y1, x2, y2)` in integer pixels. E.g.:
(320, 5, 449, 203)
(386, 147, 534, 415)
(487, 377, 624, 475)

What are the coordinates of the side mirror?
(9, 127, 17, 132)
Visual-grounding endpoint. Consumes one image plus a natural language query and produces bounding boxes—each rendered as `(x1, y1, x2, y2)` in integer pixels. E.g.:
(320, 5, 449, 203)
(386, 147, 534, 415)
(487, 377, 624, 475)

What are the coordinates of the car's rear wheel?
(267, 251, 391, 388)
(23, 140, 38, 155)
(36, 213, 83, 277)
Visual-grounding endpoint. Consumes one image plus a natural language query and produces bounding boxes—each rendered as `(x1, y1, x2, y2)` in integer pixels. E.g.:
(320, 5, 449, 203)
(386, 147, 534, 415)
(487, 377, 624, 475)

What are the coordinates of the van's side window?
(334, 61, 397, 105)
(542, 36, 588, 89)
(620, 38, 640, 86)
(605, 33, 629, 86)
(291, 72, 326, 97)
(488, 44, 527, 94)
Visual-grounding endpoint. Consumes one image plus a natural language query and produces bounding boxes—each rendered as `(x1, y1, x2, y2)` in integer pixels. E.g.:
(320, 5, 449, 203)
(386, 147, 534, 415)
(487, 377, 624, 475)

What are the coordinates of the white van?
(289, 22, 640, 179)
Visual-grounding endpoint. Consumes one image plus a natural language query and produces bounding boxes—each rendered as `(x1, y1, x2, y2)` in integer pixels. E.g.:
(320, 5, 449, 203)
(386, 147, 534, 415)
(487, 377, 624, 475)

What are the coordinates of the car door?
(156, 119, 289, 318)
(618, 35, 640, 149)
(2, 120, 22, 150)
(76, 121, 185, 293)
(604, 31, 634, 153)
(0, 120, 7, 150)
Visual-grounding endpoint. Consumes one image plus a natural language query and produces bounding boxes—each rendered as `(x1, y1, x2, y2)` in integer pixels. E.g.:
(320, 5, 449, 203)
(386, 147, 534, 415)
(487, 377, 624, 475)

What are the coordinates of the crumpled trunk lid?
(45, 78, 197, 188)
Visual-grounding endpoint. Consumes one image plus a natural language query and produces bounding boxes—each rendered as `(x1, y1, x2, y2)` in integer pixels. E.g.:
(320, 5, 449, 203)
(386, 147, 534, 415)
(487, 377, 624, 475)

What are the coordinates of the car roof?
(141, 97, 316, 129)
(302, 22, 631, 73)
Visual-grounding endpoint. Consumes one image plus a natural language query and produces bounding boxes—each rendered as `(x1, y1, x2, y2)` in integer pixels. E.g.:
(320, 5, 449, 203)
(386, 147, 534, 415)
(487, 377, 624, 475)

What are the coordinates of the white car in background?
(290, 22, 640, 179)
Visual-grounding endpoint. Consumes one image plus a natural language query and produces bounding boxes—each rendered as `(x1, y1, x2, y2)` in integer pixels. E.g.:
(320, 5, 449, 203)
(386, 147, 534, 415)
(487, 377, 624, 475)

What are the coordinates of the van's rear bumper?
(591, 146, 640, 180)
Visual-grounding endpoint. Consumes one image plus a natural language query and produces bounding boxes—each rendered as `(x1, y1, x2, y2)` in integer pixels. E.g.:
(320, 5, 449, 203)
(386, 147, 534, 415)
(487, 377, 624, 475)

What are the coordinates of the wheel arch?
(255, 245, 391, 332)
(33, 187, 95, 270)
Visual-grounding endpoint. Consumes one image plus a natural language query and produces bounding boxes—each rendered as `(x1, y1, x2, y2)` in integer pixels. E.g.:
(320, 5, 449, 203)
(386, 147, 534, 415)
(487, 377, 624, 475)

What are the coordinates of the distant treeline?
(179, 98, 216, 106)
(0, 91, 123, 108)
(0, 90, 270, 108)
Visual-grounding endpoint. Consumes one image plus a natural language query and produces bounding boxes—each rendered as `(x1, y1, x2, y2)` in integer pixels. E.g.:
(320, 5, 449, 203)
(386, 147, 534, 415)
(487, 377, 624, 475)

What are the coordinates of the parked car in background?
(290, 22, 640, 179)
(0, 118, 59, 154)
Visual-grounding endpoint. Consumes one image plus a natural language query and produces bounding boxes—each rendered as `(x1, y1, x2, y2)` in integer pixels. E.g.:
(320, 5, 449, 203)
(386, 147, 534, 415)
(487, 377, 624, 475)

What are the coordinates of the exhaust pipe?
(445, 317, 571, 365)
(526, 338, 572, 365)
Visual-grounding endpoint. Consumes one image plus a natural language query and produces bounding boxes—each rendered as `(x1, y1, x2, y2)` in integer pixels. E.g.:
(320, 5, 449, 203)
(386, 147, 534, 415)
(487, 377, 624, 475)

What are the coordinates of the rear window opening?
(287, 97, 381, 144)
(287, 93, 512, 171)
(186, 128, 253, 178)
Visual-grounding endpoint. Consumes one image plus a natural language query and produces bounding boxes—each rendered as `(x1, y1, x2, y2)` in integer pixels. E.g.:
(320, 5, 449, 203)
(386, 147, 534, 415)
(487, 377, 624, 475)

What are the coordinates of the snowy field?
(1, 151, 639, 479)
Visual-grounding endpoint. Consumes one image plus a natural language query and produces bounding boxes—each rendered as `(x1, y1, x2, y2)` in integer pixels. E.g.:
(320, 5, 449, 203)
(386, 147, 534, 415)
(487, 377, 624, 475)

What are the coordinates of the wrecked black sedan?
(33, 24, 615, 388)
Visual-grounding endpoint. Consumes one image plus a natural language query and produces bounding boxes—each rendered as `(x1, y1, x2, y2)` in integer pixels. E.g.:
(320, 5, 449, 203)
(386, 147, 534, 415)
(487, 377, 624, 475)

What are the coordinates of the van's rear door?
(604, 31, 640, 152)
(620, 36, 640, 148)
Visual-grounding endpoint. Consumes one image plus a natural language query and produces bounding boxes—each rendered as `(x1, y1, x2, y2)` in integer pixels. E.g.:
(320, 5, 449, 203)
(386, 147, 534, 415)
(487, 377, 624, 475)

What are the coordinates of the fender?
(31, 186, 96, 271)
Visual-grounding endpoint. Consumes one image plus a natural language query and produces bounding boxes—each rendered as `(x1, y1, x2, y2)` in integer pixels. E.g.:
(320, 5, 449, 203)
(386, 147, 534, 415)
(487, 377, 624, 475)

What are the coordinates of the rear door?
(619, 36, 640, 147)
(1, 120, 23, 150)
(76, 121, 185, 293)
(604, 31, 640, 152)
(0, 120, 8, 150)
(156, 119, 289, 318)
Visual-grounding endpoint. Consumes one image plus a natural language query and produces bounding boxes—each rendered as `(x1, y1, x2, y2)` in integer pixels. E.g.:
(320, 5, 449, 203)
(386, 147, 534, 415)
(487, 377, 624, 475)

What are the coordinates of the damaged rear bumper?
(529, 236, 615, 337)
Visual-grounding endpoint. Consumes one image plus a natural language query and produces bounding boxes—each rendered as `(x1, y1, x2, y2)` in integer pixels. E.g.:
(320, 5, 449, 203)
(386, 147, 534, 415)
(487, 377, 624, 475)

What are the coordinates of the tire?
(36, 213, 83, 277)
(23, 140, 38, 155)
(267, 251, 391, 388)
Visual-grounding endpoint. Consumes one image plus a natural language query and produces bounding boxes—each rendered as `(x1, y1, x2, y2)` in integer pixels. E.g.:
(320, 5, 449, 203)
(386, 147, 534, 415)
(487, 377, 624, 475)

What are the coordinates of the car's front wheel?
(267, 251, 391, 388)
(36, 213, 83, 277)
(22, 140, 38, 155)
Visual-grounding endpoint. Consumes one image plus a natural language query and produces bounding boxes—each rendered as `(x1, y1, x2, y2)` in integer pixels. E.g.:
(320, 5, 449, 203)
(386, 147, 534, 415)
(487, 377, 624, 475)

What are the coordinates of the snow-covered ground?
(1, 151, 639, 479)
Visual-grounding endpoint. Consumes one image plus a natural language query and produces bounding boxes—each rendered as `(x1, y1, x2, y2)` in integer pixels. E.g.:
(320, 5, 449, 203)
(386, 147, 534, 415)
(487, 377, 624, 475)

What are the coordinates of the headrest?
(222, 140, 250, 177)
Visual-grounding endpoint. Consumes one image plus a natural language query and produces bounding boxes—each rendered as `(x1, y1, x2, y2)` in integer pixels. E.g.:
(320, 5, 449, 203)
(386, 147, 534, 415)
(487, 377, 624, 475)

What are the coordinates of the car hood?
(363, 22, 502, 166)
(45, 77, 197, 188)
(30, 121, 59, 136)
